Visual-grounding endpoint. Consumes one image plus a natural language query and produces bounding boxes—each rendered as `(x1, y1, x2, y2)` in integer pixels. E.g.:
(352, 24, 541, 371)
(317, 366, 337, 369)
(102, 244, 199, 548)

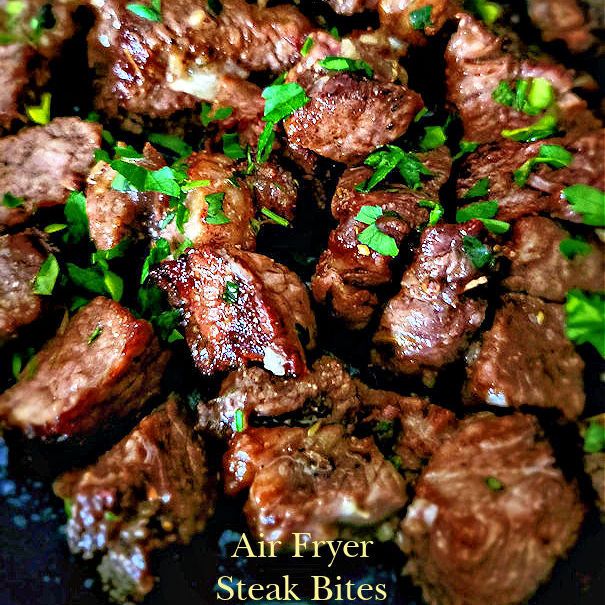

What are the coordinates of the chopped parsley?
(418, 200, 444, 226)
(207, 0, 222, 17)
(355, 205, 399, 257)
(87, 326, 103, 345)
(501, 114, 558, 142)
(513, 144, 572, 187)
(462, 235, 493, 268)
(2, 193, 24, 208)
(234, 408, 246, 433)
(200, 104, 233, 127)
(222, 133, 246, 160)
(44, 223, 66, 234)
(63, 191, 89, 244)
(562, 184, 605, 227)
(492, 78, 554, 116)
(300, 36, 314, 57)
(463, 177, 489, 199)
(32, 254, 59, 295)
(584, 421, 605, 453)
(126, 0, 161, 22)
(206, 192, 230, 225)
(420, 125, 446, 151)
(67, 263, 123, 301)
(137, 285, 184, 343)
(223, 280, 240, 304)
(140, 238, 171, 284)
(456, 200, 510, 233)
(25, 92, 51, 125)
(559, 237, 592, 260)
(355, 145, 432, 192)
(485, 476, 504, 491)
(29, 3, 55, 43)
(111, 161, 181, 197)
(260, 207, 289, 227)
(465, 0, 502, 24)
(565, 289, 605, 357)
(317, 56, 374, 78)
(148, 133, 192, 157)
(453, 140, 479, 161)
(409, 5, 433, 30)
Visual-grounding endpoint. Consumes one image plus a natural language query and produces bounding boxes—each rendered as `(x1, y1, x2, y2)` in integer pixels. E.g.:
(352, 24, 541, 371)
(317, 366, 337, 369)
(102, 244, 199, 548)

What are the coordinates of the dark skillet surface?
(1, 4, 604, 605)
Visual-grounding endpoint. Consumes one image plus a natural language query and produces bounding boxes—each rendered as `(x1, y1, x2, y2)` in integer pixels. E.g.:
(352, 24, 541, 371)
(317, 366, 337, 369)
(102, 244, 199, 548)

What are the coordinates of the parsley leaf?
(565, 289, 605, 357)
(262, 82, 309, 123)
(457, 200, 510, 233)
(409, 5, 433, 30)
(256, 122, 276, 163)
(25, 92, 51, 125)
(234, 408, 246, 432)
(32, 254, 59, 295)
(420, 125, 446, 151)
(453, 140, 479, 161)
(317, 56, 374, 78)
(2, 193, 24, 208)
(584, 421, 605, 453)
(63, 191, 89, 244)
(559, 237, 592, 260)
(514, 144, 572, 187)
(205, 192, 230, 225)
(260, 207, 289, 227)
(148, 133, 192, 157)
(563, 184, 605, 227)
(485, 476, 504, 491)
(418, 200, 444, 226)
(492, 78, 554, 115)
(140, 238, 171, 284)
(222, 133, 246, 160)
(126, 0, 161, 22)
(223, 280, 240, 304)
(200, 103, 233, 127)
(355, 205, 399, 256)
(110, 160, 181, 197)
(67, 263, 123, 301)
(501, 114, 558, 142)
(465, 0, 502, 24)
(300, 36, 314, 56)
(463, 177, 489, 199)
(462, 235, 492, 268)
(87, 326, 103, 345)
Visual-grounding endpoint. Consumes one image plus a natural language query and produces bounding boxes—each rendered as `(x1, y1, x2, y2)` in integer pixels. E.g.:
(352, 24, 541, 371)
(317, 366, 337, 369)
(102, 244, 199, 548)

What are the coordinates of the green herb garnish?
(418, 200, 444, 226)
(63, 191, 89, 244)
(562, 184, 605, 227)
(206, 192, 230, 225)
(126, 0, 161, 22)
(463, 177, 489, 199)
(501, 114, 558, 142)
(565, 289, 605, 357)
(260, 207, 289, 227)
(420, 125, 446, 151)
(462, 235, 492, 268)
(317, 56, 374, 78)
(32, 254, 59, 295)
(25, 92, 51, 125)
(584, 422, 605, 453)
(223, 280, 240, 304)
(222, 133, 246, 160)
(140, 238, 171, 284)
(485, 476, 504, 491)
(355, 206, 399, 257)
(148, 133, 192, 157)
(559, 237, 592, 260)
(2, 193, 24, 208)
(514, 144, 572, 187)
(409, 5, 433, 30)
(300, 36, 314, 56)
(453, 140, 479, 161)
(234, 408, 246, 432)
(200, 103, 233, 127)
(87, 326, 103, 345)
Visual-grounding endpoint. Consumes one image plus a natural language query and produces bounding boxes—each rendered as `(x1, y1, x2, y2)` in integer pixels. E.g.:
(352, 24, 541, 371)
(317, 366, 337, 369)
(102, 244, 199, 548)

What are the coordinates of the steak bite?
(503, 216, 605, 302)
(153, 247, 316, 377)
(0, 117, 101, 228)
(400, 413, 584, 605)
(372, 221, 488, 379)
(0, 297, 170, 439)
(0, 44, 33, 131)
(0, 232, 46, 343)
(445, 14, 598, 144)
(312, 148, 451, 329)
(223, 425, 409, 543)
(456, 129, 605, 222)
(464, 294, 585, 420)
(245, 160, 298, 223)
(53, 398, 215, 603)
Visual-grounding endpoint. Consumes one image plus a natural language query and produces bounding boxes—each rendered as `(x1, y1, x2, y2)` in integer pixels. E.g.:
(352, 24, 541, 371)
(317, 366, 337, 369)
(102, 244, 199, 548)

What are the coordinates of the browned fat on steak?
(464, 294, 585, 420)
(400, 413, 584, 605)
(88, 0, 311, 118)
(54, 398, 215, 603)
(0, 232, 46, 343)
(373, 221, 488, 379)
(312, 148, 451, 329)
(445, 14, 599, 144)
(456, 129, 605, 223)
(0, 118, 101, 228)
(153, 247, 316, 377)
(0, 297, 170, 439)
(503, 216, 605, 301)
(224, 425, 408, 544)
(0, 44, 33, 131)
(528, 0, 596, 52)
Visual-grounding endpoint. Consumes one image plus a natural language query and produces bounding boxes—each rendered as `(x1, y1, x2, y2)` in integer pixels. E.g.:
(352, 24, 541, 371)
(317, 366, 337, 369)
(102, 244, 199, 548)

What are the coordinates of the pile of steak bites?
(0, 0, 603, 603)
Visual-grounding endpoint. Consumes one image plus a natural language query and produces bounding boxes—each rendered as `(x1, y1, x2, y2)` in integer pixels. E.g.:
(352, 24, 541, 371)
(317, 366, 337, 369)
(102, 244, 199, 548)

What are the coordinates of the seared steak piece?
(445, 14, 599, 144)
(464, 294, 585, 419)
(400, 413, 584, 605)
(224, 425, 408, 543)
(528, 0, 596, 52)
(0, 44, 33, 131)
(312, 148, 451, 329)
(87, 144, 170, 251)
(503, 216, 605, 302)
(0, 232, 46, 343)
(245, 161, 298, 222)
(373, 222, 488, 379)
(153, 247, 316, 377)
(285, 73, 423, 165)
(0, 297, 169, 439)
(0, 118, 101, 228)
(53, 398, 214, 603)
(456, 129, 605, 222)
(88, 0, 311, 118)
(585, 452, 605, 513)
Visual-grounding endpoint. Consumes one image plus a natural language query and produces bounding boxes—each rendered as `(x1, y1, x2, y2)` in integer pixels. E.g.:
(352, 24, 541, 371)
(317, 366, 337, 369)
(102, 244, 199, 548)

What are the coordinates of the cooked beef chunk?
(88, 0, 311, 118)
(373, 221, 488, 379)
(445, 14, 599, 144)
(0, 118, 101, 228)
(153, 247, 316, 377)
(464, 294, 585, 419)
(0, 297, 169, 439)
(86, 144, 170, 251)
(503, 216, 605, 302)
(528, 0, 596, 52)
(312, 148, 451, 329)
(245, 161, 298, 222)
(0, 232, 46, 343)
(400, 413, 584, 605)
(585, 451, 605, 513)
(285, 73, 423, 164)
(0, 44, 33, 131)
(456, 129, 605, 222)
(224, 425, 408, 543)
(53, 398, 214, 603)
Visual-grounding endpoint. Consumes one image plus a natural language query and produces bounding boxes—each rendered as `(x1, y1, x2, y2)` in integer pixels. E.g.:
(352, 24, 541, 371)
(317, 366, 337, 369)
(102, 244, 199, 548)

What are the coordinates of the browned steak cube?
(153, 247, 316, 377)
(0, 297, 170, 439)
(464, 294, 585, 419)
(400, 413, 584, 605)
(0, 232, 46, 343)
(0, 44, 33, 131)
(53, 398, 215, 602)
(503, 216, 605, 301)
(0, 118, 101, 228)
